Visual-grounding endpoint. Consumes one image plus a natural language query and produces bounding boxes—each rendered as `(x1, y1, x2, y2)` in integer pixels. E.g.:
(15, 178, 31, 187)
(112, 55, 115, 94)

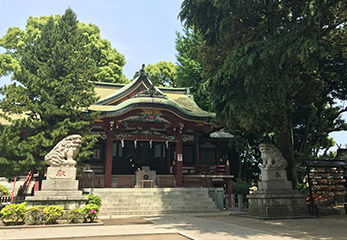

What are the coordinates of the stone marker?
(247, 142, 307, 218)
(26, 134, 88, 210)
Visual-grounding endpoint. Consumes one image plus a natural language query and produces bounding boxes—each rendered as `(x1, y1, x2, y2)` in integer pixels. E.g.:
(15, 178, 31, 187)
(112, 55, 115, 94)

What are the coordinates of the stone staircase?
(94, 188, 220, 217)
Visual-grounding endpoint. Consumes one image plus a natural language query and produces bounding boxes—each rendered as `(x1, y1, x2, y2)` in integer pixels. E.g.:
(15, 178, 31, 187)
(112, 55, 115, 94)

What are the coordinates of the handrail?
(22, 171, 34, 195)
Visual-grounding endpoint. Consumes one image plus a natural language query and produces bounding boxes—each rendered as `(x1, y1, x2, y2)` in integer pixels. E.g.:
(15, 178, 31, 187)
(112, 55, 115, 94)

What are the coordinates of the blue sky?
(0, 0, 183, 81)
(0, 0, 345, 152)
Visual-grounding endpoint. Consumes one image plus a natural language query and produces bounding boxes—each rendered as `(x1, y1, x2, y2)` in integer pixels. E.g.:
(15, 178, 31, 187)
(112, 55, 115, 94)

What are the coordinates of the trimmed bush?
(0, 185, 10, 195)
(82, 203, 100, 222)
(231, 178, 251, 195)
(0, 202, 27, 224)
(87, 194, 102, 207)
(27, 205, 45, 225)
(43, 205, 65, 224)
(68, 208, 84, 224)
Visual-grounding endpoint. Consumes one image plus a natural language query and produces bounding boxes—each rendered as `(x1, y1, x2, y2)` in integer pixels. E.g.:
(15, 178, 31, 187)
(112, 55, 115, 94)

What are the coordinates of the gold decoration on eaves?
(141, 108, 162, 115)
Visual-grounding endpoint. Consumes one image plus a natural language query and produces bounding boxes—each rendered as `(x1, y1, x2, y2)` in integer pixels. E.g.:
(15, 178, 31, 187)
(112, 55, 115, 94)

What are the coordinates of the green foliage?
(297, 183, 309, 195)
(0, 8, 101, 177)
(0, 11, 127, 83)
(27, 205, 45, 225)
(180, 0, 347, 184)
(68, 208, 84, 224)
(43, 205, 65, 224)
(175, 27, 210, 111)
(86, 194, 102, 207)
(144, 61, 177, 87)
(0, 202, 27, 223)
(231, 178, 251, 196)
(0, 185, 10, 195)
(82, 203, 100, 222)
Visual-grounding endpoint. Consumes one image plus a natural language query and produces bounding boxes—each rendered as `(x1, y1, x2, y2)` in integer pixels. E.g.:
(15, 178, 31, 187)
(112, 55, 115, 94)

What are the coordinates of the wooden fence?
(77, 175, 105, 188)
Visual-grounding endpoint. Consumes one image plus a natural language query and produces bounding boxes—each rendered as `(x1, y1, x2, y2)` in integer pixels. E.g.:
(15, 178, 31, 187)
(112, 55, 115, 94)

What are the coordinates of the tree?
(0, 8, 100, 177)
(0, 13, 127, 83)
(175, 27, 210, 111)
(180, 0, 347, 186)
(144, 61, 177, 87)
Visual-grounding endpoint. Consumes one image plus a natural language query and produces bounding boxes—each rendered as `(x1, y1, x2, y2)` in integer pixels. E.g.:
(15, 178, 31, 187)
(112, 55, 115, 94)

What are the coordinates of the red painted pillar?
(176, 139, 183, 187)
(226, 160, 232, 208)
(104, 133, 113, 188)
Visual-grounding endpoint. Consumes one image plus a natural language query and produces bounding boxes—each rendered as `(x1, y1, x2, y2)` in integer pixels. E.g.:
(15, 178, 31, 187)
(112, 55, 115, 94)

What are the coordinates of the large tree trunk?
(278, 111, 298, 188)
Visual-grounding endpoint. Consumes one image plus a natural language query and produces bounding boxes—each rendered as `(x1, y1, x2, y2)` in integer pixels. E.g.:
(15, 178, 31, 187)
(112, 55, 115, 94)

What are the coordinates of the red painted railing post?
(226, 160, 232, 208)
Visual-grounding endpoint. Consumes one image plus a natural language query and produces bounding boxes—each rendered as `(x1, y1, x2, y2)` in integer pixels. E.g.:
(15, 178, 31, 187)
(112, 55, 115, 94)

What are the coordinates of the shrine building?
(85, 67, 234, 192)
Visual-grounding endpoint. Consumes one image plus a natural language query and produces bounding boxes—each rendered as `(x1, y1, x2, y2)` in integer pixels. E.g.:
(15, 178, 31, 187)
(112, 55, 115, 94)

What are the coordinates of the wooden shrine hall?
(84, 67, 234, 193)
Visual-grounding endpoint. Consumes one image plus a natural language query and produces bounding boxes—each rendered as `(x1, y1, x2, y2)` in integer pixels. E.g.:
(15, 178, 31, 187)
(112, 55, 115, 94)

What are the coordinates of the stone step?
(102, 200, 215, 206)
(99, 208, 219, 217)
(94, 188, 209, 193)
(94, 191, 209, 197)
(100, 205, 217, 211)
(100, 194, 208, 200)
(94, 187, 220, 216)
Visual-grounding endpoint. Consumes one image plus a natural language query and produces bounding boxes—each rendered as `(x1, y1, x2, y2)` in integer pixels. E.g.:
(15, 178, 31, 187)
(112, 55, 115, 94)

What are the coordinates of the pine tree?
(0, 8, 99, 177)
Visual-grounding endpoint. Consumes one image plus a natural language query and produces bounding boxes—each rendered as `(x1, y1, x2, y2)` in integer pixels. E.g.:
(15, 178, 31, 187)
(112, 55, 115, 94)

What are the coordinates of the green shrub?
(0, 185, 10, 195)
(87, 194, 102, 207)
(43, 205, 65, 224)
(82, 203, 100, 222)
(231, 178, 251, 195)
(297, 183, 309, 195)
(68, 208, 84, 224)
(27, 205, 45, 225)
(0, 202, 27, 223)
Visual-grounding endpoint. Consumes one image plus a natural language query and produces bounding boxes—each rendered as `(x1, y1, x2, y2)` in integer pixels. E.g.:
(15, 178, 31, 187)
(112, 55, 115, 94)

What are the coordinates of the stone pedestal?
(247, 169, 307, 218)
(26, 166, 87, 210)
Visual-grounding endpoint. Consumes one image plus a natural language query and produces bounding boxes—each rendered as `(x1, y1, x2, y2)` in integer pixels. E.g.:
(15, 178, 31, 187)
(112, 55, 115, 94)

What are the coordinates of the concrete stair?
(94, 188, 220, 217)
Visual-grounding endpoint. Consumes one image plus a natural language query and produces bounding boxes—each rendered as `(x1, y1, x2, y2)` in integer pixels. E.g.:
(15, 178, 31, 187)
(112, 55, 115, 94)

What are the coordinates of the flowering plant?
(0, 202, 27, 224)
(82, 204, 99, 222)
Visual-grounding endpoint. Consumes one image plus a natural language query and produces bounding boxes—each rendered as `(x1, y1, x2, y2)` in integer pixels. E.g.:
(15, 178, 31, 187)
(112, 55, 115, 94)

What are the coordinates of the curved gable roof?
(90, 69, 215, 123)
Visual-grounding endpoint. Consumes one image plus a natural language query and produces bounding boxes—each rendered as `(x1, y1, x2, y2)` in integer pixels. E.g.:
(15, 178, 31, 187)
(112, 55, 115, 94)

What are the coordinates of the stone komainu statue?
(44, 134, 82, 167)
(259, 142, 288, 170)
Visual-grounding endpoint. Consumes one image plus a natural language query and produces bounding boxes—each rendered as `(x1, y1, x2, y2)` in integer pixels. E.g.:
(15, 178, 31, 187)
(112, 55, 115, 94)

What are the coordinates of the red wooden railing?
(22, 171, 35, 195)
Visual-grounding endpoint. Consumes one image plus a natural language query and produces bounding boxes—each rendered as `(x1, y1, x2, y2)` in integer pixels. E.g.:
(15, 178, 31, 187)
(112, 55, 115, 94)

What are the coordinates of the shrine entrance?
(112, 140, 167, 175)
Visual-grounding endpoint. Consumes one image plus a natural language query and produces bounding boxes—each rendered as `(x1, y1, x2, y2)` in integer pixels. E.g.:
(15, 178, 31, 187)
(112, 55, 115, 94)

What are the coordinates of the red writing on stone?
(56, 170, 66, 177)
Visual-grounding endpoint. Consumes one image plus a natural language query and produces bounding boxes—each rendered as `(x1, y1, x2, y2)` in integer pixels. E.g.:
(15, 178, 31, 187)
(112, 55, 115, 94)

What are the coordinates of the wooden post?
(176, 139, 183, 187)
(194, 131, 200, 166)
(104, 133, 113, 188)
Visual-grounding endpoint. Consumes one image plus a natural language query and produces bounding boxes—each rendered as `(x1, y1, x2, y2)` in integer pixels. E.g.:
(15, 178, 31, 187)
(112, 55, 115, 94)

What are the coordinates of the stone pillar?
(176, 140, 183, 187)
(104, 133, 113, 188)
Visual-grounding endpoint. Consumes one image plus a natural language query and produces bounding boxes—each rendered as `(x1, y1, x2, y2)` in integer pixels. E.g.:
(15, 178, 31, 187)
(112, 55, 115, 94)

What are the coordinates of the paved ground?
(1, 211, 347, 240)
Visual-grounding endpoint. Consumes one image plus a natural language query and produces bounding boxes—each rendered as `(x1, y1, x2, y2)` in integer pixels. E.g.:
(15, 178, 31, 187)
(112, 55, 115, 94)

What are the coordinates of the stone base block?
(258, 180, 292, 191)
(41, 179, 79, 191)
(26, 192, 87, 211)
(26, 198, 87, 211)
(27, 190, 86, 199)
(247, 192, 307, 218)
